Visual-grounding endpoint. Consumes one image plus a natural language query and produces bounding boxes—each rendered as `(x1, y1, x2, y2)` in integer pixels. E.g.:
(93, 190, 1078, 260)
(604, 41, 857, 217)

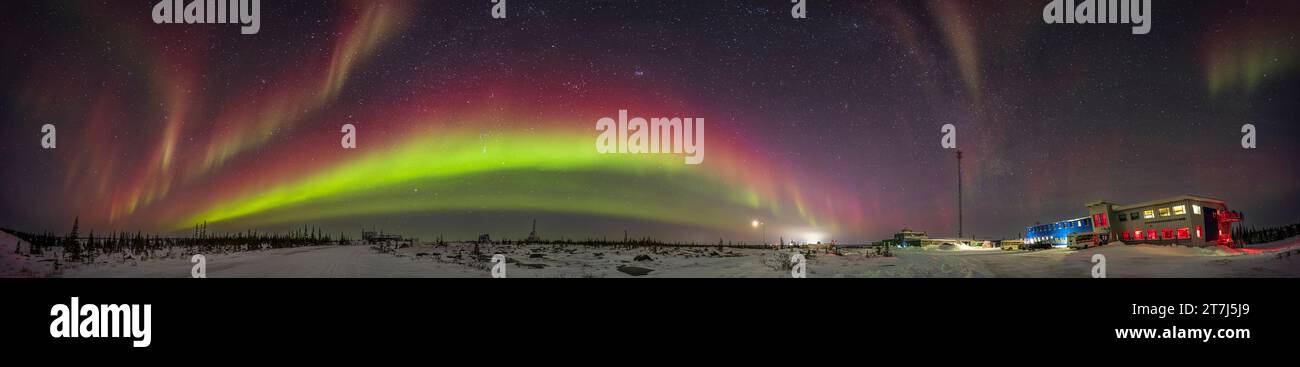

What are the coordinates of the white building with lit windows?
(1086, 195, 1241, 247)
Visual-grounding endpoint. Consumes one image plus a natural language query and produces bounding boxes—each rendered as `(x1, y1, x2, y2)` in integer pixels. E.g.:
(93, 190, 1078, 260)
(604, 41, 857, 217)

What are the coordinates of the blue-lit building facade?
(1026, 217, 1093, 247)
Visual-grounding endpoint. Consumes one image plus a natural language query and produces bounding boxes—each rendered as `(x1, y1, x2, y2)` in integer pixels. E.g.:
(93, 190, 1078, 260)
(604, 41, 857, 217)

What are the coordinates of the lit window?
(1192, 205, 1202, 215)
(1177, 228, 1190, 239)
(1173, 205, 1186, 216)
(1122, 231, 1131, 240)
(1158, 208, 1171, 217)
(1195, 225, 1202, 238)
(1162, 228, 1174, 239)
(1134, 231, 1144, 240)
(1147, 230, 1158, 240)
(1143, 210, 1155, 219)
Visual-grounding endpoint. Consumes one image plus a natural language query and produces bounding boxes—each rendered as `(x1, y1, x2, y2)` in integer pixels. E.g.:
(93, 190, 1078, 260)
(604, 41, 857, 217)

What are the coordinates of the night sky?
(1, 0, 1298, 243)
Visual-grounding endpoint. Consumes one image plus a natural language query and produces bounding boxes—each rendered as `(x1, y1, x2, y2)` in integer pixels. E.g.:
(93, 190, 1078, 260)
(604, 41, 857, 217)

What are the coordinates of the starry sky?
(1, 0, 1298, 243)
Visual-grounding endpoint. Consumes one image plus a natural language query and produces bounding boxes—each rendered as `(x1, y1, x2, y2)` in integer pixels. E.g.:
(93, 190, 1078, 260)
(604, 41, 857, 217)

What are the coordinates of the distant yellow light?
(751, 220, 760, 228)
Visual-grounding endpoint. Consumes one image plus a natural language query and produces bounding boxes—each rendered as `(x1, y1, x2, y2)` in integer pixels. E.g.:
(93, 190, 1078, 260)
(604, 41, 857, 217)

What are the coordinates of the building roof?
(1093, 194, 1227, 212)
(1028, 216, 1092, 230)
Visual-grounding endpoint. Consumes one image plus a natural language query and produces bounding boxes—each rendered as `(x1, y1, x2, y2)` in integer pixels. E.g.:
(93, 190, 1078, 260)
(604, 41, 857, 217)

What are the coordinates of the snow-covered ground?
(59, 245, 483, 278)
(0, 230, 55, 278)
(5, 233, 1300, 278)
(885, 242, 1300, 278)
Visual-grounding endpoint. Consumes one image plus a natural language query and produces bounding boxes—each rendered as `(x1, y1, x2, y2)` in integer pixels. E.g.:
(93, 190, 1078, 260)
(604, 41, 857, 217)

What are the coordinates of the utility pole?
(957, 150, 963, 239)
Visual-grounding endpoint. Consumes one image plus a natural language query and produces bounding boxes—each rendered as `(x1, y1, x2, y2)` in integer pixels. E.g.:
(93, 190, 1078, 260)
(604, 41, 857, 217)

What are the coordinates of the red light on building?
(1177, 228, 1190, 239)
(1147, 230, 1158, 240)
(1134, 230, 1144, 240)
(1195, 225, 1202, 238)
(1091, 213, 1108, 227)
(1214, 210, 1242, 247)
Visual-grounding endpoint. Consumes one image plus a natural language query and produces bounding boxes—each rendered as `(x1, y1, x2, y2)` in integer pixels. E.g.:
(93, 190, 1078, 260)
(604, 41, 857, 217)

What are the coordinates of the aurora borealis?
(2, 0, 1299, 243)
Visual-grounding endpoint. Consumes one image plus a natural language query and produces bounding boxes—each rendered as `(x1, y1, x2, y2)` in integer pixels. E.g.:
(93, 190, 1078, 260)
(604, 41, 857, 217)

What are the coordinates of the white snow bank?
(1091, 243, 1239, 257)
(928, 243, 999, 252)
(0, 230, 42, 277)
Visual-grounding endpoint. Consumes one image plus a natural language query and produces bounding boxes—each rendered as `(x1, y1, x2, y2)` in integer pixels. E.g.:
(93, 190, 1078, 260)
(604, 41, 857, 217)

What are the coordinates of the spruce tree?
(65, 217, 81, 262)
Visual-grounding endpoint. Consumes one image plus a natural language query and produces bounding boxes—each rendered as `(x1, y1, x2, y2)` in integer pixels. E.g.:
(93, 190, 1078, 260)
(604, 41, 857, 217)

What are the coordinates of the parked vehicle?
(1021, 241, 1055, 251)
(1068, 233, 1109, 249)
(1000, 239, 1024, 251)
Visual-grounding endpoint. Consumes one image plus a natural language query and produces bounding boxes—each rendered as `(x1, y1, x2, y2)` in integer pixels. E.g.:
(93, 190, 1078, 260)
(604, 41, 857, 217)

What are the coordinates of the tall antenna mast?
(957, 150, 963, 239)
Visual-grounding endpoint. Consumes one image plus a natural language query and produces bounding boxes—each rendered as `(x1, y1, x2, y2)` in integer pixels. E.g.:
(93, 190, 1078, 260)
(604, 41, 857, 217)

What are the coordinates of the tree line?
(1233, 220, 1300, 245)
(4, 217, 346, 264)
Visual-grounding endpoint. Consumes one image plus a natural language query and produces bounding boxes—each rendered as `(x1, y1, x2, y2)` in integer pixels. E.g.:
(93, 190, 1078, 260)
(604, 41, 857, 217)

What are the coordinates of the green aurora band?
(174, 127, 824, 234)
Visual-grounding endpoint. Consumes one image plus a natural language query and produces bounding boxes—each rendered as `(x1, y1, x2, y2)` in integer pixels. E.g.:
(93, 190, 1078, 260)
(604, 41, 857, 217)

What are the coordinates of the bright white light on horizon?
(803, 232, 824, 244)
(751, 220, 760, 228)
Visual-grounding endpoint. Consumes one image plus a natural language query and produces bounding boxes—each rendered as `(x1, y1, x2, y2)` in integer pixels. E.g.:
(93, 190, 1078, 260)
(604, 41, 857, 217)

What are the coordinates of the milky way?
(2, 1, 1298, 243)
